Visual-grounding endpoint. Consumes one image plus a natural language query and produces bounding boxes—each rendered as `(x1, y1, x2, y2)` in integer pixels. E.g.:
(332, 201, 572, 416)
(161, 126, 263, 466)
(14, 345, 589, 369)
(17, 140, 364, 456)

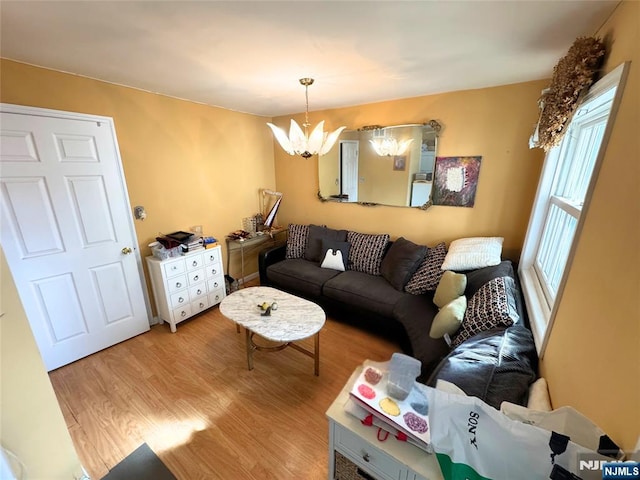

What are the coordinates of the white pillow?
(320, 248, 346, 271)
(441, 237, 504, 271)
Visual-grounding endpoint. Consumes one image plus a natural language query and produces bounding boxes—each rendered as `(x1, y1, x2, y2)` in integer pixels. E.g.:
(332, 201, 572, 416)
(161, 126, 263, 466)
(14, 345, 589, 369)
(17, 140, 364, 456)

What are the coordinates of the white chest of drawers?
(146, 245, 226, 332)
(326, 368, 443, 480)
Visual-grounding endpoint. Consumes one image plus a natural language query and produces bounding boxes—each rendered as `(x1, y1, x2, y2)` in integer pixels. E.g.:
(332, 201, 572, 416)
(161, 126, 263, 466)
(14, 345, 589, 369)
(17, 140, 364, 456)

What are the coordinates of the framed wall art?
(392, 155, 406, 171)
(432, 156, 482, 207)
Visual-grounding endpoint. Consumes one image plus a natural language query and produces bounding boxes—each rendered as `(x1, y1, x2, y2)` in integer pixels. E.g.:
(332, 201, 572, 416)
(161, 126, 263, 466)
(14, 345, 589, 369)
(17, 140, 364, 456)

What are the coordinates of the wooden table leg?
(314, 331, 320, 376)
(245, 328, 254, 371)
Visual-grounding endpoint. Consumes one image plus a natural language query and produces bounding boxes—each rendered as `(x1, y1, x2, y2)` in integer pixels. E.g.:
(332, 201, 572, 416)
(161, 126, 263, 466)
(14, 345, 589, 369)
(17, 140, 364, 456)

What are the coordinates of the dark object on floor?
(225, 274, 239, 295)
(102, 443, 177, 480)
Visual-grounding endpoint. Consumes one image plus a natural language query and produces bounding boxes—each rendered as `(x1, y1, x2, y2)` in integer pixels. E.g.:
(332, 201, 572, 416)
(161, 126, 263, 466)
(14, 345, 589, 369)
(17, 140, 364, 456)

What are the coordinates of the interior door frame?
(339, 140, 359, 202)
(0, 102, 154, 325)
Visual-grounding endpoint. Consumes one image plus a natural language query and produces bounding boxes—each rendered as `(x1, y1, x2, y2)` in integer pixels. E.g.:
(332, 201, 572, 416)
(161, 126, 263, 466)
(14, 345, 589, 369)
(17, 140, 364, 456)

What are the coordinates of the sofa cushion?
(452, 276, 519, 347)
(285, 224, 309, 259)
(433, 270, 467, 308)
(427, 324, 538, 408)
(430, 295, 467, 339)
(404, 242, 447, 294)
(267, 258, 340, 297)
(320, 240, 350, 271)
(347, 231, 390, 276)
(323, 270, 404, 318)
(393, 293, 450, 378)
(305, 225, 348, 262)
(441, 237, 503, 271)
(381, 237, 427, 291)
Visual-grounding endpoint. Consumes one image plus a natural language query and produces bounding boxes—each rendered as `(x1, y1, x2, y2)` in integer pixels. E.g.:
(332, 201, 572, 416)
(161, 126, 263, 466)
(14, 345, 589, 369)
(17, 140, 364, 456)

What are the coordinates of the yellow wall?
(540, 1, 639, 450)
(0, 247, 84, 478)
(271, 79, 547, 260)
(0, 59, 277, 294)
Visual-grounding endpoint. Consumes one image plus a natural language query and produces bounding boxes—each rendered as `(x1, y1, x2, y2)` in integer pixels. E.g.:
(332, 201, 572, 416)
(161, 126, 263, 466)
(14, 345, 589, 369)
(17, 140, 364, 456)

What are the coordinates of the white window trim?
(519, 62, 629, 357)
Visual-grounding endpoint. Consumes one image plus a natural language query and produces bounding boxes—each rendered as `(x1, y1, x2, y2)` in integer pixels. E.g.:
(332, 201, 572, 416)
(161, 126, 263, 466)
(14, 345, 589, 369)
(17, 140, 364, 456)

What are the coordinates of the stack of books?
(203, 236, 218, 249)
(181, 236, 204, 253)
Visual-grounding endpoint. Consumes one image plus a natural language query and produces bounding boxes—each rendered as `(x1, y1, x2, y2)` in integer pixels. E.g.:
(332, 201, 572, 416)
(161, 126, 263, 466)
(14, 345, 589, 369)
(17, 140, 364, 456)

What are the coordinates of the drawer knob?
(215, 295, 220, 301)
(192, 260, 198, 266)
(178, 297, 184, 303)
(212, 268, 217, 274)
(181, 311, 187, 317)
(199, 302, 205, 308)
(197, 289, 202, 295)
(194, 275, 199, 281)
(362, 453, 370, 463)
(209, 255, 214, 261)
(176, 282, 182, 288)
(214, 282, 219, 288)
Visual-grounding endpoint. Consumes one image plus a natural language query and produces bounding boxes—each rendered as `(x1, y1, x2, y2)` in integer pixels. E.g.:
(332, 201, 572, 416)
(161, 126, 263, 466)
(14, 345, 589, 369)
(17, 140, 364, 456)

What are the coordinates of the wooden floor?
(49, 300, 400, 479)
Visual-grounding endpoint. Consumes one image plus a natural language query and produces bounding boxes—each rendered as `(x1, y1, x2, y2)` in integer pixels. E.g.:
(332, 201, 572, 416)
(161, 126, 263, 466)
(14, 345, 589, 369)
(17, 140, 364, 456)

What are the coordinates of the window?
(519, 63, 628, 355)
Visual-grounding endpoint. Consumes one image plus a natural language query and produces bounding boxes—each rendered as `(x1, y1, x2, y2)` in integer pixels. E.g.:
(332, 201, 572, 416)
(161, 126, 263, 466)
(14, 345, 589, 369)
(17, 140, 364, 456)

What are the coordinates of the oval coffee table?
(219, 286, 326, 375)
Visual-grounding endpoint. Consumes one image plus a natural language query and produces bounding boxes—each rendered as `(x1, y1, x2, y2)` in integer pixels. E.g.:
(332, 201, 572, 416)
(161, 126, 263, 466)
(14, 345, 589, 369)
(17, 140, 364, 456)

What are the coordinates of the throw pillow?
(451, 276, 519, 347)
(380, 237, 428, 291)
(465, 260, 515, 298)
(319, 240, 350, 271)
(440, 237, 504, 271)
(404, 242, 447, 294)
(434, 271, 467, 308)
(429, 295, 467, 339)
(347, 231, 390, 276)
(285, 224, 309, 259)
(304, 225, 348, 262)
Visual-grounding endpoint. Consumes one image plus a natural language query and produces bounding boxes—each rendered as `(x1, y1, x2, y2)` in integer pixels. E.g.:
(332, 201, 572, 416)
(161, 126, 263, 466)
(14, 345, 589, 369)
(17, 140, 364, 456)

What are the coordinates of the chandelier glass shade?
(267, 78, 345, 158)
(369, 129, 414, 156)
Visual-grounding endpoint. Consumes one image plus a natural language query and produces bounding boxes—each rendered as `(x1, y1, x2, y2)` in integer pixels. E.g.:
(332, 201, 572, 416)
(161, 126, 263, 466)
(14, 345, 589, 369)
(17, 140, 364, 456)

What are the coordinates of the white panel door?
(0, 106, 150, 370)
(340, 140, 359, 202)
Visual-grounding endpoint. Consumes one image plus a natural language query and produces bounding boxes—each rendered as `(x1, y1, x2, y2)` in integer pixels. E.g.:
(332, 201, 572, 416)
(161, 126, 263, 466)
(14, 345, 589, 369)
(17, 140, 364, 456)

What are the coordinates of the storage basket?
(334, 451, 378, 480)
(149, 242, 180, 260)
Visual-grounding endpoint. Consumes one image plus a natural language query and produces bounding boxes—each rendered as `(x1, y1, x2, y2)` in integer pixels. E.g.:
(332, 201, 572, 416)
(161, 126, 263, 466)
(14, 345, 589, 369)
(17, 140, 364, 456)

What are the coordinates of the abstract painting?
(432, 156, 482, 207)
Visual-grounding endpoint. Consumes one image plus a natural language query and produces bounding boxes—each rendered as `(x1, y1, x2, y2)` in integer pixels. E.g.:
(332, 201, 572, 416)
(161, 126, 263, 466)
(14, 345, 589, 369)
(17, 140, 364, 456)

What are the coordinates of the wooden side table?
(225, 228, 287, 286)
(326, 367, 443, 480)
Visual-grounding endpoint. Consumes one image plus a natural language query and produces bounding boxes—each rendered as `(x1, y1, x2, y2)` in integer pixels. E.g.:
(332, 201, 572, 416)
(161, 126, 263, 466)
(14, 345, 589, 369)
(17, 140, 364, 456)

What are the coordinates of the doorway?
(340, 140, 359, 202)
(0, 104, 151, 371)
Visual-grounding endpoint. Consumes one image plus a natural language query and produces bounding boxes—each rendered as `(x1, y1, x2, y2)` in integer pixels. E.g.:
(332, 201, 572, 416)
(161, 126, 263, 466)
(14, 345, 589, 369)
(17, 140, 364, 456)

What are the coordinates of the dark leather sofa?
(259, 243, 538, 407)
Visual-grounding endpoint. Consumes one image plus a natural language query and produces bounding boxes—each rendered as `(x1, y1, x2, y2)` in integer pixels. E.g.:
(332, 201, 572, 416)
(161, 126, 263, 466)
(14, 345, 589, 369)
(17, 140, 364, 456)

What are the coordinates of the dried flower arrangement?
(533, 36, 606, 151)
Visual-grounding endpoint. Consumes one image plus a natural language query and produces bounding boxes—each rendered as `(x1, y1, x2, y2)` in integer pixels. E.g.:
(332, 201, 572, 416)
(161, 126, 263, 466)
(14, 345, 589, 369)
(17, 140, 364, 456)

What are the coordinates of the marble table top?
(219, 286, 326, 342)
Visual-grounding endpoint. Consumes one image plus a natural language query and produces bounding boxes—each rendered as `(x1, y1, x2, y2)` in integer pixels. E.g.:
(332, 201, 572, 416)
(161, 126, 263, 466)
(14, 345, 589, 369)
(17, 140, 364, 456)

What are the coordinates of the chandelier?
(267, 78, 345, 158)
(369, 128, 414, 157)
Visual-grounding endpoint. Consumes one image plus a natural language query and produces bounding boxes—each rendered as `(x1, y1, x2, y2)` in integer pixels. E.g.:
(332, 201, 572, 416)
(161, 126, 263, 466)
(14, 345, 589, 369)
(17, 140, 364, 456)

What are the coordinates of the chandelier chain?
(304, 83, 310, 129)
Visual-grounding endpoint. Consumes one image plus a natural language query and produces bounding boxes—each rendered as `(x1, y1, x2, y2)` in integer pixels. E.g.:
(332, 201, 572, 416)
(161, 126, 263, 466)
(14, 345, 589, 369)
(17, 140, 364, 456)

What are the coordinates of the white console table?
(326, 368, 443, 480)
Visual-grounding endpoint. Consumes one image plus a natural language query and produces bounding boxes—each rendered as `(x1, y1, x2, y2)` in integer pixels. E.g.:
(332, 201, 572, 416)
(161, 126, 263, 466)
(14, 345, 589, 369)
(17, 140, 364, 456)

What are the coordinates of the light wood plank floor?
(49, 302, 400, 479)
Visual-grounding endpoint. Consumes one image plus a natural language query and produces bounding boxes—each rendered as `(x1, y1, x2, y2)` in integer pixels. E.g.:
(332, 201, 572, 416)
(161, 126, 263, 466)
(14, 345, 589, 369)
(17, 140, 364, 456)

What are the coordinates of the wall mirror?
(318, 120, 441, 209)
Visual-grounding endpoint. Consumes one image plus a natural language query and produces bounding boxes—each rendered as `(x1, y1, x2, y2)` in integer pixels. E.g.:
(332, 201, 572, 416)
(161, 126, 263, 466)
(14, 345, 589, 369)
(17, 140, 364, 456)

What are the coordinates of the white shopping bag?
(426, 387, 617, 480)
(500, 402, 624, 459)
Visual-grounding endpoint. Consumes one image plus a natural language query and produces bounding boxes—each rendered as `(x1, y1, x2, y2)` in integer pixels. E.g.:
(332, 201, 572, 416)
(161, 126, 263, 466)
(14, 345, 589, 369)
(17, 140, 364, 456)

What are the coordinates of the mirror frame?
(317, 119, 442, 210)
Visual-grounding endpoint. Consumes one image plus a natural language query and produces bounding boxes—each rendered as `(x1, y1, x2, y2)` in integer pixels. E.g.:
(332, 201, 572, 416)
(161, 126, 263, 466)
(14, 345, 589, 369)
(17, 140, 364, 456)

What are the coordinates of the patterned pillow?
(285, 224, 309, 259)
(451, 276, 519, 347)
(404, 242, 447, 294)
(347, 231, 390, 276)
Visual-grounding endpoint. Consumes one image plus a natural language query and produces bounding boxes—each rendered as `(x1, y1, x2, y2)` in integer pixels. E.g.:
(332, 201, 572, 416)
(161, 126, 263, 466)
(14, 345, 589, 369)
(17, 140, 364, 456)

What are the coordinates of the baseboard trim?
(238, 272, 259, 286)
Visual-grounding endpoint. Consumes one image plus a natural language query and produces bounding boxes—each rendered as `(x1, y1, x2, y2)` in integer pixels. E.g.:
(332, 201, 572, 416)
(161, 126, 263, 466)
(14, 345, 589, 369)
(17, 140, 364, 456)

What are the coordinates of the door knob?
(121, 247, 133, 254)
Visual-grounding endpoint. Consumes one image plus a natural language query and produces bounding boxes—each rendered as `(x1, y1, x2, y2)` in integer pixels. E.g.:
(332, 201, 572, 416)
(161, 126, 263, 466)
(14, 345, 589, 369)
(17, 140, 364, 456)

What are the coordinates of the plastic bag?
(426, 387, 618, 480)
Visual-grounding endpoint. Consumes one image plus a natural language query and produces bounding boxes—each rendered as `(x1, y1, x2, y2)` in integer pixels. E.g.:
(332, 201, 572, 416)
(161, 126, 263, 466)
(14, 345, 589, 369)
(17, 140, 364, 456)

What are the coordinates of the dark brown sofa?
(259, 229, 538, 406)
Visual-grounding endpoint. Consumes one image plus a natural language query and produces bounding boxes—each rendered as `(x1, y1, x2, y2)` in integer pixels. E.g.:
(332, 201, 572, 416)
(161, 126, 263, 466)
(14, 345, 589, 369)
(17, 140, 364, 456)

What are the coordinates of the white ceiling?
(0, 1, 619, 117)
